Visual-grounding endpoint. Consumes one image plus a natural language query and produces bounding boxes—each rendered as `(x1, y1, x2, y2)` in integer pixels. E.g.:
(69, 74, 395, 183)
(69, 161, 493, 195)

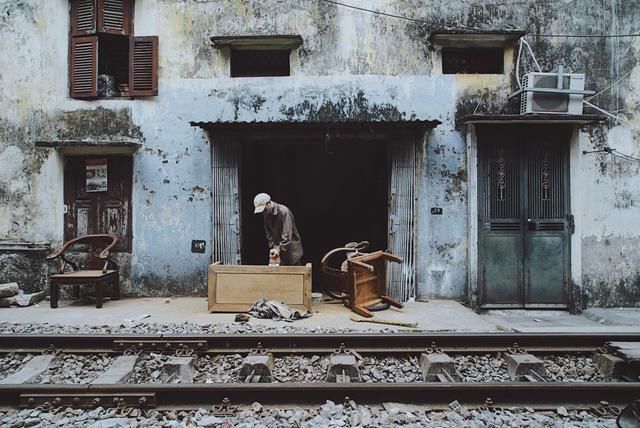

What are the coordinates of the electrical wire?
(612, 151, 640, 162)
(317, 0, 480, 31)
(586, 69, 635, 101)
(583, 100, 640, 131)
(317, 0, 640, 38)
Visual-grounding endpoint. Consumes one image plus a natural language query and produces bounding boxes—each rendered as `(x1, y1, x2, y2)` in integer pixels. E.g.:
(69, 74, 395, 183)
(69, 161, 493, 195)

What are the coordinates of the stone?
(592, 352, 626, 377)
(557, 406, 569, 416)
(503, 353, 548, 381)
(0, 283, 19, 298)
(0, 354, 55, 384)
(92, 356, 139, 384)
(197, 415, 224, 427)
(88, 417, 132, 428)
(419, 353, 460, 381)
(13, 291, 46, 307)
(161, 357, 195, 383)
(239, 354, 274, 383)
(326, 354, 361, 383)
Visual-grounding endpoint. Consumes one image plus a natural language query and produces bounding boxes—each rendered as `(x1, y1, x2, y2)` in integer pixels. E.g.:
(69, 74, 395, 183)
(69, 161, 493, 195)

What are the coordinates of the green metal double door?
(478, 125, 571, 308)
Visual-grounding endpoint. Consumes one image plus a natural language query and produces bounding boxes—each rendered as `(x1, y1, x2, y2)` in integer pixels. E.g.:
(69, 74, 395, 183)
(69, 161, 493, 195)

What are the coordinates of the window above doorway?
(69, 0, 159, 99)
(430, 31, 525, 75)
(211, 35, 303, 78)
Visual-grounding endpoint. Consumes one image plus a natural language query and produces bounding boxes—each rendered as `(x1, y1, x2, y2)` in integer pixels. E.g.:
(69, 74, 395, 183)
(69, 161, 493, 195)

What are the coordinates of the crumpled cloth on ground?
(248, 298, 312, 322)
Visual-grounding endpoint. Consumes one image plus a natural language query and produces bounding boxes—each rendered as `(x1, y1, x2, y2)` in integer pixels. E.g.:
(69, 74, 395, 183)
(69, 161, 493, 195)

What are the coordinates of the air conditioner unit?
(520, 72, 585, 114)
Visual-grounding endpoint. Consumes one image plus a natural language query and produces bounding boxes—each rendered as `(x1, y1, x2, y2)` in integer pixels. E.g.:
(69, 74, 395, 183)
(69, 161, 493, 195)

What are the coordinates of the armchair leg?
(95, 282, 104, 309)
(50, 282, 59, 309)
(112, 275, 120, 300)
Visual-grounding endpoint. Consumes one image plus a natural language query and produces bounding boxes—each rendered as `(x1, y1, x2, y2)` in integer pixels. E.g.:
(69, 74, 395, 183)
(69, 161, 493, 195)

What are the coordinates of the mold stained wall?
(0, 0, 638, 303)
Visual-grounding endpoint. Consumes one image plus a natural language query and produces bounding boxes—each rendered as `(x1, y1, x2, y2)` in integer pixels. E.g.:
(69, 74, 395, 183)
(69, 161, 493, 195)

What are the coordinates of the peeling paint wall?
(0, 0, 638, 306)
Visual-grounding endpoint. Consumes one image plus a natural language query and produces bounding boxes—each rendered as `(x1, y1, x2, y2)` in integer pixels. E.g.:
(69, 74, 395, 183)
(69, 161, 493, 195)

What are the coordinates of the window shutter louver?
(71, 0, 97, 36)
(97, 0, 132, 35)
(70, 36, 98, 98)
(129, 36, 158, 96)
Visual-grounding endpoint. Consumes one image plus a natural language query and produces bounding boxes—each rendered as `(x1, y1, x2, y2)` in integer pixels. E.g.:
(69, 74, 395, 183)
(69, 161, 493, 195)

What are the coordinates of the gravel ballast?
(0, 321, 398, 335)
(0, 401, 617, 427)
(541, 353, 609, 382)
(454, 354, 511, 382)
(33, 353, 115, 384)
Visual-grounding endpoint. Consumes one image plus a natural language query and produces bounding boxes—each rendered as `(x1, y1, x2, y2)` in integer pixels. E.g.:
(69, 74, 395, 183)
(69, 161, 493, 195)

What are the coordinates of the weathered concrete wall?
(0, 0, 638, 305)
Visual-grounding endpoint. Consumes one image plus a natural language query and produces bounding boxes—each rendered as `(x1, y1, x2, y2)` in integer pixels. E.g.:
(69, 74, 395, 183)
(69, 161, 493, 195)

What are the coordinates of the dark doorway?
(241, 140, 389, 290)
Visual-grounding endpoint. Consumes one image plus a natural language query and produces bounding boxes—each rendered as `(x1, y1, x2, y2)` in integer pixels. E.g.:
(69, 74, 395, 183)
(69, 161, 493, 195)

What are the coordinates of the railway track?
(0, 332, 638, 414)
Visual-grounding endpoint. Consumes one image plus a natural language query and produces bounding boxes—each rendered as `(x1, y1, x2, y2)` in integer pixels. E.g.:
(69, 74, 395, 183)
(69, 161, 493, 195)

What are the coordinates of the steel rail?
(1, 333, 639, 354)
(1, 383, 639, 410)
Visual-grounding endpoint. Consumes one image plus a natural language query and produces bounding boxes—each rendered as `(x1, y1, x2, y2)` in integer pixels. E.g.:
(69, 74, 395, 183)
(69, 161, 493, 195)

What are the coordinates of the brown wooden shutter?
(70, 36, 98, 98)
(97, 0, 132, 35)
(71, 0, 97, 36)
(129, 36, 158, 96)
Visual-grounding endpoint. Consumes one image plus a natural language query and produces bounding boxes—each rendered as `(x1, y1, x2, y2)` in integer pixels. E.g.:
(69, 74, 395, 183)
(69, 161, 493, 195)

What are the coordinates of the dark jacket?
(263, 202, 303, 265)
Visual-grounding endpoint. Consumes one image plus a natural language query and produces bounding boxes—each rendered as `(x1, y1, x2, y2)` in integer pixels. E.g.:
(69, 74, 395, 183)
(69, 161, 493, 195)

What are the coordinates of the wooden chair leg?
(95, 282, 104, 309)
(72, 285, 80, 299)
(50, 281, 59, 309)
(112, 275, 120, 300)
(352, 304, 373, 318)
(381, 295, 403, 309)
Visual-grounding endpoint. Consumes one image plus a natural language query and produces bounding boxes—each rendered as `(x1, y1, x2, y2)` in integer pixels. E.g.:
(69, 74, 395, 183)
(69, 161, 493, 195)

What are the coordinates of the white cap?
(253, 193, 271, 214)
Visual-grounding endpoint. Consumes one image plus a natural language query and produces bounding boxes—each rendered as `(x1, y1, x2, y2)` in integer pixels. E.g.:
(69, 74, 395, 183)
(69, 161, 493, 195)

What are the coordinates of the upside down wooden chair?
(345, 251, 404, 318)
(321, 244, 404, 318)
(47, 234, 120, 308)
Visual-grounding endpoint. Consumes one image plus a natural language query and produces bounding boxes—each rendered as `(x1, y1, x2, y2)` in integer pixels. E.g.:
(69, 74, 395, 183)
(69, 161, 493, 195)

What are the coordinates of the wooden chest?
(208, 263, 312, 312)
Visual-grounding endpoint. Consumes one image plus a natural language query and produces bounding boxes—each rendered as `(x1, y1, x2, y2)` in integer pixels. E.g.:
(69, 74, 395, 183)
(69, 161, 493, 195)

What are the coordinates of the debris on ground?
(349, 315, 418, 328)
(124, 314, 151, 323)
(248, 299, 312, 322)
(0, 283, 45, 308)
(234, 314, 250, 323)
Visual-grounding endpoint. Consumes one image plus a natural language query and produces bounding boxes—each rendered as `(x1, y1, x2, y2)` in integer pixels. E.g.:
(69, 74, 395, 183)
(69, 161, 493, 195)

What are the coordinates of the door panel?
(483, 234, 521, 304)
(526, 235, 565, 304)
(478, 125, 570, 308)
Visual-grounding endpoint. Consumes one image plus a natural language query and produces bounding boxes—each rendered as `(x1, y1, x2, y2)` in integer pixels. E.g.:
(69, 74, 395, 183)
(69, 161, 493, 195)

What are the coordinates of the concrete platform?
(0, 297, 639, 333)
(0, 298, 498, 332)
(481, 309, 640, 333)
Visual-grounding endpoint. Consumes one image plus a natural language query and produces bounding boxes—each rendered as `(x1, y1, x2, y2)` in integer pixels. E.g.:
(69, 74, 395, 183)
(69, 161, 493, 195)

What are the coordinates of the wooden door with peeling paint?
(211, 140, 241, 264)
(64, 156, 132, 252)
(388, 135, 418, 301)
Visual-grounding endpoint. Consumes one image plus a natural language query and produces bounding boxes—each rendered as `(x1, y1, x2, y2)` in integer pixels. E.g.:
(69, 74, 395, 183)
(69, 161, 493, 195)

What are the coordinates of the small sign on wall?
(86, 158, 108, 192)
(431, 207, 443, 215)
(191, 240, 206, 253)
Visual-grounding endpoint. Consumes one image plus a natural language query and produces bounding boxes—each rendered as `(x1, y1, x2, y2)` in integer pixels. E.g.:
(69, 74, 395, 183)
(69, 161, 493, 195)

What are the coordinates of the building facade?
(0, 0, 639, 311)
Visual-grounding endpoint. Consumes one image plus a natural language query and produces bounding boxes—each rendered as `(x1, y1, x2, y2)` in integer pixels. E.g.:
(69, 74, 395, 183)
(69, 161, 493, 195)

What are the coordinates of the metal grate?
(490, 222, 521, 231)
(537, 222, 565, 231)
(527, 143, 565, 220)
(212, 142, 241, 265)
(486, 143, 520, 220)
(387, 138, 417, 302)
